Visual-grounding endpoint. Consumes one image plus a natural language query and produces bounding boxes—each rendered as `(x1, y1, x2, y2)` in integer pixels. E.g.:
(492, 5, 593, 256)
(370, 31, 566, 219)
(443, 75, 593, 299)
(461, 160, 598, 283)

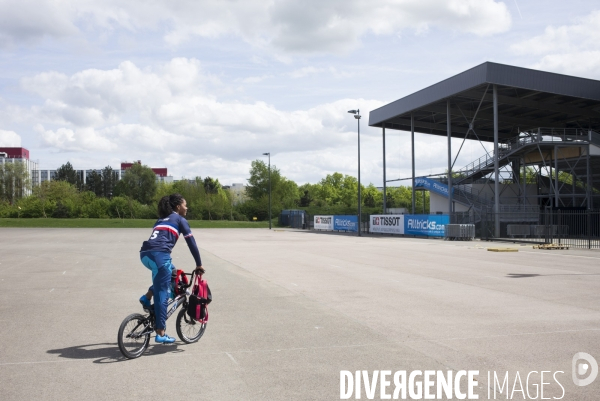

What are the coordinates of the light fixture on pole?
(348, 109, 361, 236)
(262, 152, 271, 230)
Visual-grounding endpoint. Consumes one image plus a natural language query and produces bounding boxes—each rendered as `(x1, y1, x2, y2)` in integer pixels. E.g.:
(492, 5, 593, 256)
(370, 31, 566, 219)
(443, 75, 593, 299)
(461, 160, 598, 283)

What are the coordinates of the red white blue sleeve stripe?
(154, 224, 179, 237)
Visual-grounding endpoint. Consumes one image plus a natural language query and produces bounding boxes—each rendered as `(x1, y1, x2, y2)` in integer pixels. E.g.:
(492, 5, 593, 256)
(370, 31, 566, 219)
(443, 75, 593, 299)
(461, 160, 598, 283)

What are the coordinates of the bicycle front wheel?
(118, 313, 151, 359)
(176, 308, 206, 343)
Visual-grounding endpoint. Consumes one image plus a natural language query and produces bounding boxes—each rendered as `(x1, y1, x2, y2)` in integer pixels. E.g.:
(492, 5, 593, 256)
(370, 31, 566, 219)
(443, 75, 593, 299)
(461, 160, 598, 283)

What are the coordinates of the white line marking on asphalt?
(225, 353, 238, 364)
(49, 288, 54, 292)
(291, 283, 298, 286)
(4, 327, 599, 366)
(62, 271, 66, 275)
(0, 360, 75, 366)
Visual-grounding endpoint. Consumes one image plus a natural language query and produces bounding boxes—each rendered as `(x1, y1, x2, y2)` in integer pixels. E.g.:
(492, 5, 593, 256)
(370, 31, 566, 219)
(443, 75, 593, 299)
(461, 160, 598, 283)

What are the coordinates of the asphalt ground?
(0, 228, 599, 400)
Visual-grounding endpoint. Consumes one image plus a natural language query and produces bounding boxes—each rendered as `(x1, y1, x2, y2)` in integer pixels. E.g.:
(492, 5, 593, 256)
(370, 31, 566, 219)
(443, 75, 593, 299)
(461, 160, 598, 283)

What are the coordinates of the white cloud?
(0, 0, 78, 46)
(289, 67, 324, 78)
(0, 130, 21, 147)
(16, 58, 391, 179)
(35, 125, 117, 152)
(0, 0, 511, 54)
(511, 10, 600, 77)
(12, 57, 496, 184)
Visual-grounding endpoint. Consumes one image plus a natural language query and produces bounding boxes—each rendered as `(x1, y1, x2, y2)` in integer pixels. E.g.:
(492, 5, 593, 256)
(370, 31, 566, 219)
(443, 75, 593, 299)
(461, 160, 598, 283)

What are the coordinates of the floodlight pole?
(348, 109, 362, 236)
(358, 111, 361, 236)
(263, 152, 271, 229)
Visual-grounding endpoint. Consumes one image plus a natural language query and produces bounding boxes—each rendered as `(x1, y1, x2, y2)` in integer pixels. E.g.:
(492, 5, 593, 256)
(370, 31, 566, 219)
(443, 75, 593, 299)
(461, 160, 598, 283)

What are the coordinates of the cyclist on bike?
(139, 193, 204, 344)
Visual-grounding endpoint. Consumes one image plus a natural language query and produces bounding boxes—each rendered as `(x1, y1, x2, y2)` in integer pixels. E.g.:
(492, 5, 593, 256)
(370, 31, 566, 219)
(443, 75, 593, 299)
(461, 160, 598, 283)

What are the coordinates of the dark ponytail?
(158, 193, 185, 218)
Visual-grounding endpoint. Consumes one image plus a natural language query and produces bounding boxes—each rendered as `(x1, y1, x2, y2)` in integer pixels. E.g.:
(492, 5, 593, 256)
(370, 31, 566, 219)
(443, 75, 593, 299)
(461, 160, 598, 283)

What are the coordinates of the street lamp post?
(262, 152, 271, 229)
(348, 109, 361, 236)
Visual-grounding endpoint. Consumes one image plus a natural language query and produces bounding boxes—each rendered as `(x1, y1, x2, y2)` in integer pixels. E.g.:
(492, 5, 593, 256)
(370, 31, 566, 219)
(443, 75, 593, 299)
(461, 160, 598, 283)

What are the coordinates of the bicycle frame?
(127, 271, 197, 339)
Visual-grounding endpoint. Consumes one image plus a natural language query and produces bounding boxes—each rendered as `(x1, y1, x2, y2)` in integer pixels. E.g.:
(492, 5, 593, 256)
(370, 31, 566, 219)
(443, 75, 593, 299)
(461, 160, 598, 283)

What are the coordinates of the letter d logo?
(572, 352, 598, 386)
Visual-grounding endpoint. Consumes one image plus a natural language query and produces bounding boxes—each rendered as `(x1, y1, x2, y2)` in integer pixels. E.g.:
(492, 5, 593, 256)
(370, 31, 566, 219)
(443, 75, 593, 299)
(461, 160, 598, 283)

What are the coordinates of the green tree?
(114, 163, 157, 205)
(0, 161, 31, 204)
(363, 184, 381, 208)
(246, 160, 282, 201)
(55, 162, 82, 189)
(298, 183, 317, 207)
(203, 176, 221, 194)
(245, 160, 299, 219)
(101, 166, 118, 197)
(316, 172, 362, 207)
(30, 180, 78, 218)
(86, 170, 103, 197)
(172, 178, 205, 220)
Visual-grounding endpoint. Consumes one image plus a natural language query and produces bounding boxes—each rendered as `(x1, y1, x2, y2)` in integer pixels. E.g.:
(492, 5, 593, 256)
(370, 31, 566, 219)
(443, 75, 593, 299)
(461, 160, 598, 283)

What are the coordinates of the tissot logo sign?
(314, 215, 333, 230)
(370, 215, 404, 234)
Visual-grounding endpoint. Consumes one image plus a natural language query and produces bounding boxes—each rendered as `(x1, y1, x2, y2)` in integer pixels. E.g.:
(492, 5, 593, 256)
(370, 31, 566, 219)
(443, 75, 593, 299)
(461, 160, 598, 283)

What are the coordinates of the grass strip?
(0, 218, 270, 229)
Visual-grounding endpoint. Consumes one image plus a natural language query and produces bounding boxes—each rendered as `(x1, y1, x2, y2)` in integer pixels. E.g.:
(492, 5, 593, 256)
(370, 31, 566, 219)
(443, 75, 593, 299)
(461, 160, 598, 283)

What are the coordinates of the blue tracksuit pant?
(140, 251, 174, 331)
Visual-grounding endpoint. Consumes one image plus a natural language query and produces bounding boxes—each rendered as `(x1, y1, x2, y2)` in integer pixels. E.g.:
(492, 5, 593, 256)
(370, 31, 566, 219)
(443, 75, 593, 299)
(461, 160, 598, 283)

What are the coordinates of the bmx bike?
(117, 271, 206, 359)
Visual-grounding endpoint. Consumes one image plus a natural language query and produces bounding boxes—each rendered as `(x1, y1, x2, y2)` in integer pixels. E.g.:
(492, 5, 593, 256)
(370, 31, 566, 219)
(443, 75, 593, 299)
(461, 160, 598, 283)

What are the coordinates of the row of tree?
(0, 159, 430, 220)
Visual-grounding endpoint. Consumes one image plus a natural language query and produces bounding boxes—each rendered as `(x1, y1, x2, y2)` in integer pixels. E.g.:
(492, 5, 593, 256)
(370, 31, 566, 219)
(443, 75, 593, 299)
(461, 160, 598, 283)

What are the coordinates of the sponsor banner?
(414, 177, 454, 197)
(314, 215, 333, 230)
(404, 214, 449, 237)
(369, 215, 404, 234)
(333, 215, 358, 232)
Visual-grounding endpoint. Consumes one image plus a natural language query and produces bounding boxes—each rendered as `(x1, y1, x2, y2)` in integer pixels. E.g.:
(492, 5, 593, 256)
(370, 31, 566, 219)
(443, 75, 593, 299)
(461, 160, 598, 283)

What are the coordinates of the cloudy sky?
(1, 0, 599, 186)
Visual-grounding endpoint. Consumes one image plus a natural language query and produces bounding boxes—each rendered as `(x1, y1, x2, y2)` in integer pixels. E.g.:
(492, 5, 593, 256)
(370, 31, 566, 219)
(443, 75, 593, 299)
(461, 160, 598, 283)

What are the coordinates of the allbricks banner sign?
(314, 215, 334, 230)
(334, 215, 358, 232)
(404, 215, 449, 237)
(414, 177, 454, 197)
(370, 215, 404, 234)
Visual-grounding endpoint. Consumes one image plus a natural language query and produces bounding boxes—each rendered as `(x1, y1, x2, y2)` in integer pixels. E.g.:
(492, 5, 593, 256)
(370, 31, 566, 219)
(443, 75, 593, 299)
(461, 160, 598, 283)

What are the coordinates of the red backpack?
(187, 274, 211, 323)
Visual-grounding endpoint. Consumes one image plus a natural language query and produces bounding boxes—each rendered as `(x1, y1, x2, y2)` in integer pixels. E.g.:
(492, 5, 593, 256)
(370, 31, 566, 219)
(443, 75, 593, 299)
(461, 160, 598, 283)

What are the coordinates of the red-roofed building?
(0, 147, 39, 196)
(120, 161, 171, 182)
(0, 147, 30, 159)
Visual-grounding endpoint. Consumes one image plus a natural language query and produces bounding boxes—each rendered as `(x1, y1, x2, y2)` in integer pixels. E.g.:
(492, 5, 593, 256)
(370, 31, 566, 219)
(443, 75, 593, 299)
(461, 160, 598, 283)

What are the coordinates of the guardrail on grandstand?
(453, 209, 600, 249)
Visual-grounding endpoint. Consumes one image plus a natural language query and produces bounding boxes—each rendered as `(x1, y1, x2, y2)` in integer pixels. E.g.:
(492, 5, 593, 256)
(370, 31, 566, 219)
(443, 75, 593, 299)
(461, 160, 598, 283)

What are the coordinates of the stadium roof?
(368, 62, 600, 142)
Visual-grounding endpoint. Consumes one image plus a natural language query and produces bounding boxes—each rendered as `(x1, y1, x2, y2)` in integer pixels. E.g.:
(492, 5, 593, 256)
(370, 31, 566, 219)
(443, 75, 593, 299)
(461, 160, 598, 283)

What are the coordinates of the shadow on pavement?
(47, 342, 184, 364)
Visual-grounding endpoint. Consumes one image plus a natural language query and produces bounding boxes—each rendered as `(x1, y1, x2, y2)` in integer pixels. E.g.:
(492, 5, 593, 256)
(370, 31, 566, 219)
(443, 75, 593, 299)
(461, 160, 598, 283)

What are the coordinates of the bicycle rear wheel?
(176, 308, 206, 343)
(118, 313, 151, 359)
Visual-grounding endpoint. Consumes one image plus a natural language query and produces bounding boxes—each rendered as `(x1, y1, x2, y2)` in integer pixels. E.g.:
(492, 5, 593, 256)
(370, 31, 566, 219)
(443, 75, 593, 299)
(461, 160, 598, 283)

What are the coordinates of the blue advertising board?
(414, 177, 454, 197)
(333, 215, 358, 232)
(404, 214, 449, 237)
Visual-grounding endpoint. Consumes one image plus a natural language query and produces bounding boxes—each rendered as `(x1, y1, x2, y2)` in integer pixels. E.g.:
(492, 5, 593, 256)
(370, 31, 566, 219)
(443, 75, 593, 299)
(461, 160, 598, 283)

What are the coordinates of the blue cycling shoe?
(139, 295, 152, 309)
(155, 334, 176, 344)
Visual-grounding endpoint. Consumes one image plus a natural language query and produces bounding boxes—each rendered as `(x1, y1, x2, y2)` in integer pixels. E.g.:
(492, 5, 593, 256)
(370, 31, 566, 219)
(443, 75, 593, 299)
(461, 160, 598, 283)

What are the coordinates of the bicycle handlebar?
(178, 270, 204, 289)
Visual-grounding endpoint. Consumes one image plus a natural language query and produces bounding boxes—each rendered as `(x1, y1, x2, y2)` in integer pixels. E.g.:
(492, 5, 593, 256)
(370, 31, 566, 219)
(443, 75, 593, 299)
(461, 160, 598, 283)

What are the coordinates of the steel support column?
(522, 157, 527, 206)
(493, 85, 500, 237)
(411, 113, 416, 214)
(382, 124, 387, 214)
(587, 144, 592, 210)
(554, 146, 559, 207)
(447, 101, 453, 218)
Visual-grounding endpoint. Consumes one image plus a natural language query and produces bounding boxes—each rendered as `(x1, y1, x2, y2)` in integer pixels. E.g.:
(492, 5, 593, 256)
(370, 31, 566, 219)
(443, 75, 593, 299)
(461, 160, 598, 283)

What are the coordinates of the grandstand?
(369, 62, 600, 247)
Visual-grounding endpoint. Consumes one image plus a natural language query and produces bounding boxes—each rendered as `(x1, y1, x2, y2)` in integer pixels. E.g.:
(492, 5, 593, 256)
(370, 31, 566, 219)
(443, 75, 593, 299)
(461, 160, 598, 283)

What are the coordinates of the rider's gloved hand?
(195, 265, 205, 274)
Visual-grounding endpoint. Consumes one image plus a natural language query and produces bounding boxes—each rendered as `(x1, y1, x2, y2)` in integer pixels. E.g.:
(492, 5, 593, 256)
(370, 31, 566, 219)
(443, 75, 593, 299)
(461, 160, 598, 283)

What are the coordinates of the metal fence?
(454, 209, 600, 249)
(299, 211, 600, 249)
